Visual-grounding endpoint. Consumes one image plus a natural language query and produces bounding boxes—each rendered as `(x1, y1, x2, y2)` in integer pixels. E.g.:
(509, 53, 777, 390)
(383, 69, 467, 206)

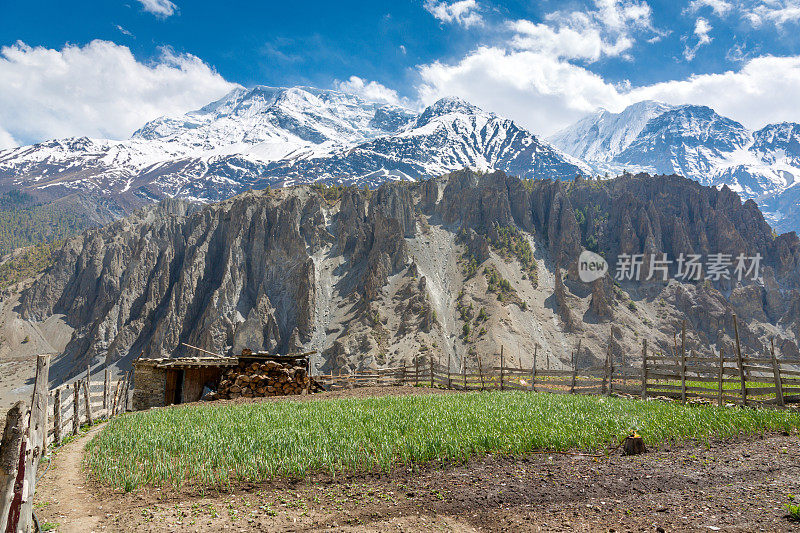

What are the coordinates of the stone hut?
(132, 350, 312, 411)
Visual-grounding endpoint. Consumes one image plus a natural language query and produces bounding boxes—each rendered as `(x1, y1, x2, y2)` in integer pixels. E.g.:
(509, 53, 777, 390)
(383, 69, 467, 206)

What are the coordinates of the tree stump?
(622, 433, 647, 456)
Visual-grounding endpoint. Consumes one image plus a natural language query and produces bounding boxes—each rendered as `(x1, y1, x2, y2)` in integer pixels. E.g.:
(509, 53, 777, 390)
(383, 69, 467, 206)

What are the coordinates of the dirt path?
(35, 425, 107, 532)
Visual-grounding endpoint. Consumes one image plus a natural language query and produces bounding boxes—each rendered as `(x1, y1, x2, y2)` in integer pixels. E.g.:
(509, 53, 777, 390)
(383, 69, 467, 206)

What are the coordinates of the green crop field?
(86, 391, 800, 491)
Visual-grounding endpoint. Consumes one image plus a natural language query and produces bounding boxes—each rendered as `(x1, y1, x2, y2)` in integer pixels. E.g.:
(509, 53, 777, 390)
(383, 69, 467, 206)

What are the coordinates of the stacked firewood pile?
(210, 360, 311, 399)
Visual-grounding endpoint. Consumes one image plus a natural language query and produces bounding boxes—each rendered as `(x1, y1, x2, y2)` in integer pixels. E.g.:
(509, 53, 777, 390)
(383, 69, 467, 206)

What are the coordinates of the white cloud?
(748, 1, 800, 25)
(116, 25, 134, 37)
(629, 55, 800, 129)
(706, 1, 800, 27)
(417, 42, 800, 137)
(415, 0, 659, 135)
(592, 0, 654, 31)
(684, 1, 800, 27)
(509, 0, 655, 62)
(424, 0, 483, 28)
(510, 20, 632, 62)
(725, 43, 749, 62)
(686, 0, 733, 17)
(695, 17, 713, 41)
(684, 18, 713, 61)
(417, 47, 627, 136)
(136, 0, 177, 18)
(0, 127, 17, 150)
(0, 40, 237, 145)
(335, 76, 404, 105)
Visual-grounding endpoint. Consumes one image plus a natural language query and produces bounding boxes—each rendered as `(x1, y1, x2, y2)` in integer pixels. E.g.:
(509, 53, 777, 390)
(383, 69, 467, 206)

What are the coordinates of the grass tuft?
(787, 502, 800, 521)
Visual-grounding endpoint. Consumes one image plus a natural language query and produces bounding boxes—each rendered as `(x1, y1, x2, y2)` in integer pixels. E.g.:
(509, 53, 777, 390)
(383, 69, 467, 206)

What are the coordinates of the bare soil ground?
(33, 386, 800, 532)
(0, 290, 72, 425)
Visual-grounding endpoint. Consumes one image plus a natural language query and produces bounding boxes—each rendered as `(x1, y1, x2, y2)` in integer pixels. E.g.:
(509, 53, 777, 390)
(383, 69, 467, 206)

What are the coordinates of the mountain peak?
(423, 96, 483, 116)
(592, 100, 671, 118)
(549, 100, 676, 162)
(647, 104, 749, 140)
(412, 96, 488, 129)
(130, 84, 416, 151)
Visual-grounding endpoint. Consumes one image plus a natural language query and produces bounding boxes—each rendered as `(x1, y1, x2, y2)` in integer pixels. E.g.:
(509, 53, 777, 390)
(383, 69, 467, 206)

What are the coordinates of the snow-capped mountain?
(263, 96, 590, 185)
(132, 86, 416, 159)
(0, 86, 585, 208)
(548, 100, 675, 164)
(5, 87, 799, 234)
(550, 101, 800, 233)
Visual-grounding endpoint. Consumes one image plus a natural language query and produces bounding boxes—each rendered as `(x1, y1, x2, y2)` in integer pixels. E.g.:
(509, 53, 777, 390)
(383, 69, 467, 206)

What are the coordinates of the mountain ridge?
(550, 101, 800, 233)
(3, 87, 800, 236)
(12, 171, 800, 387)
(0, 86, 587, 213)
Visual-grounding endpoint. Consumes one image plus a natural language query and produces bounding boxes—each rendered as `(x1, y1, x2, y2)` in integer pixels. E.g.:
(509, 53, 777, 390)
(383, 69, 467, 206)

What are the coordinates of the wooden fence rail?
(45, 372, 131, 448)
(316, 337, 800, 408)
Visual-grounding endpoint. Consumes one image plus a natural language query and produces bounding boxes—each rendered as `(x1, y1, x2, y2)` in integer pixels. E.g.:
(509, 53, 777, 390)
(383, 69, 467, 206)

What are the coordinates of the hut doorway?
(165, 369, 184, 405)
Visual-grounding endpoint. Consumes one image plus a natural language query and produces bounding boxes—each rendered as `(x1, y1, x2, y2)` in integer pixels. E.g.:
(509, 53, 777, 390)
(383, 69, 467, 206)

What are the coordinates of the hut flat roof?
(135, 357, 239, 369)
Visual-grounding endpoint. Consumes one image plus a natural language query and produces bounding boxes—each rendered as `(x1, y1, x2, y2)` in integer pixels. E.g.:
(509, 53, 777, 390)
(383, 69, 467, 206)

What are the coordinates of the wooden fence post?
(110, 379, 117, 417)
(84, 380, 94, 426)
(500, 345, 504, 391)
(53, 388, 62, 446)
(72, 381, 80, 435)
(717, 348, 725, 406)
(602, 340, 610, 394)
(0, 401, 25, 529)
(124, 371, 131, 412)
(608, 345, 614, 396)
(733, 314, 747, 406)
(569, 350, 577, 394)
(415, 355, 419, 386)
(478, 355, 485, 391)
(609, 329, 615, 392)
(446, 354, 451, 389)
(45, 391, 53, 456)
(429, 356, 434, 388)
(680, 321, 687, 404)
(576, 340, 583, 393)
(641, 339, 648, 399)
(17, 355, 50, 533)
(103, 368, 110, 413)
(122, 372, 128, 412)
(112, 379, 123, 416)
(86, 365, 92, 417)
(770, 339, 784, 407)
(115, 371, 123, 413)
(531, 345, 537, 392)
(463, 359, 467, 390)
(619, 328, 626, 388)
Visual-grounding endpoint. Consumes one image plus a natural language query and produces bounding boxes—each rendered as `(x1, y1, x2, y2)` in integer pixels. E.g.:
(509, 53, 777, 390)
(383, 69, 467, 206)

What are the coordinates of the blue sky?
(1, 0, 800, 147)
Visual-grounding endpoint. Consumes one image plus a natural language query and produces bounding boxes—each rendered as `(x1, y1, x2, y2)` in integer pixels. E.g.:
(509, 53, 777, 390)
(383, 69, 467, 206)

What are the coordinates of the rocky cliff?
(17, 171, 800, 382)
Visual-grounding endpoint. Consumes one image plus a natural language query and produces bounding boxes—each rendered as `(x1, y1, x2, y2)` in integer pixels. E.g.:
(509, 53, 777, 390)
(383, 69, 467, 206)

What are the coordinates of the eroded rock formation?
(18, 171, 800, 381)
